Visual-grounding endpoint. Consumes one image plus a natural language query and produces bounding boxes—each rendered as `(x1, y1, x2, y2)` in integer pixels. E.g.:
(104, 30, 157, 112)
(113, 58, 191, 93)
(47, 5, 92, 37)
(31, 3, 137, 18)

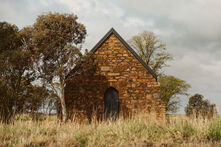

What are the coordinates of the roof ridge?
(90, 28, 158, 81)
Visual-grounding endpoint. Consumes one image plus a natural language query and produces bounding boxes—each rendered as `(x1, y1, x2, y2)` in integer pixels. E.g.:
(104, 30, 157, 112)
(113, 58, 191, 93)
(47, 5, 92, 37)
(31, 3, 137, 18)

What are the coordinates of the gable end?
(90, 28, 158, 80)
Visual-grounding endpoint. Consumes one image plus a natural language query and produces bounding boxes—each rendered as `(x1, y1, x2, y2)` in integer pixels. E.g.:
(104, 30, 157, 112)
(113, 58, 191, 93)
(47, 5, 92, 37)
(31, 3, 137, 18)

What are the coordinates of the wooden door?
(103, 87, 119, 120)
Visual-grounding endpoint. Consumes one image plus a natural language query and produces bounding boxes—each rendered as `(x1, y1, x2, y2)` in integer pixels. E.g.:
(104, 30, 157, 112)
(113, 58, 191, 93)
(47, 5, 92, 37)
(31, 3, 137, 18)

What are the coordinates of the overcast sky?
(1, 0, 221, 113)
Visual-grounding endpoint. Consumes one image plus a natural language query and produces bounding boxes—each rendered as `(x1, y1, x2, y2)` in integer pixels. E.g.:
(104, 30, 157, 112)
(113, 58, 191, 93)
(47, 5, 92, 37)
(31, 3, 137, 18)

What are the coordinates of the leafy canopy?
(128, 31, 172, 76)
(159, 76, 191, 113)
(0, 22, 21, 54)
(25, 12, 87, 82)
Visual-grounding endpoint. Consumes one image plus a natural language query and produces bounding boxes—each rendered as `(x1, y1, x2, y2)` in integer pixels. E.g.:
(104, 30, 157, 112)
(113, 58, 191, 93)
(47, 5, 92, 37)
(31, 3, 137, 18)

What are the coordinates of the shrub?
(185, 93, 217, 119)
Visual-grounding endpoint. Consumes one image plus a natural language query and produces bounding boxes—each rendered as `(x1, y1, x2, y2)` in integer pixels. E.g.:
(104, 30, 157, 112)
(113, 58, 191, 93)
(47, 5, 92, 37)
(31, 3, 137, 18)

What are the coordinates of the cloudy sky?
(1, 0, 221, 113)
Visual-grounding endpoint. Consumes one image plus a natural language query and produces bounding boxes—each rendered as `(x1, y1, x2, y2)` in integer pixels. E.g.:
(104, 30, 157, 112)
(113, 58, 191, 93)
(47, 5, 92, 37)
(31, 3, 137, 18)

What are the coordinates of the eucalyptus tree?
(23, 13, 87, 122)
(129, 31, 190, 113)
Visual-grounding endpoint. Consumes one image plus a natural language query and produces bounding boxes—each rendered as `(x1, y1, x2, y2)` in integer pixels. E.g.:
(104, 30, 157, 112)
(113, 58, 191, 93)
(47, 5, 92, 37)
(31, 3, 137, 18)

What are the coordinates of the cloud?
(0, 0, 70, 28)
(118, 0, 221, 46)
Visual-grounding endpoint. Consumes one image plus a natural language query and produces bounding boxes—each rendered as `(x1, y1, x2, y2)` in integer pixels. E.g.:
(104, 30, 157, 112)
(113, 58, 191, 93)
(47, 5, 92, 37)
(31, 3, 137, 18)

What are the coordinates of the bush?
(185, 93, 217, 119)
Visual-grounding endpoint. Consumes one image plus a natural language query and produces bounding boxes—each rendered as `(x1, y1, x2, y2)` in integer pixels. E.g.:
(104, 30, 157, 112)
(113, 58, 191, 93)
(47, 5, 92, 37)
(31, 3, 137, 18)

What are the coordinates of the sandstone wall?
(64, 33, 165, 122)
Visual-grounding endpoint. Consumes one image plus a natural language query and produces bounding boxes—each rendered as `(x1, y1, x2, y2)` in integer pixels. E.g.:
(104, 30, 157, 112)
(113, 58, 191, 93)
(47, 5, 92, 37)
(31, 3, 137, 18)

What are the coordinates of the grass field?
(1, 114, 221, 146)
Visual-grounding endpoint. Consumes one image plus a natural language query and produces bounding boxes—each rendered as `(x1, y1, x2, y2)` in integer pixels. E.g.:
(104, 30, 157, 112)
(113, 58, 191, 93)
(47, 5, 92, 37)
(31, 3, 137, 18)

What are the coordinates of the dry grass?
(1, 114, 221, 147)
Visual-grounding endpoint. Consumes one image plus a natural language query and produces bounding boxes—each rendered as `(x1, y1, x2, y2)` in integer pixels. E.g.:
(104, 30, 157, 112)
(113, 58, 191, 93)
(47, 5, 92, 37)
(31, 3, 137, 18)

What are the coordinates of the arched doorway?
(103, 87, 120, 120)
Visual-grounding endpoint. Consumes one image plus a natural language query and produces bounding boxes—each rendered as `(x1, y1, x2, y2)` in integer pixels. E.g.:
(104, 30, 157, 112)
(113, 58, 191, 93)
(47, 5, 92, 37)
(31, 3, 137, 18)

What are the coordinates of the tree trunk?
(60, 83, 67, 122)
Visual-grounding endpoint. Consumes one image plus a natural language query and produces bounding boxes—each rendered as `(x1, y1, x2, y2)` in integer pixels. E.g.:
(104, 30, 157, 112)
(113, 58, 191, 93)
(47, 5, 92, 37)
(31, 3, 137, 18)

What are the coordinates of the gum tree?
(128, 31, 190, 113)
(128, 31, 172, 76)
(24, 13, 87, 122)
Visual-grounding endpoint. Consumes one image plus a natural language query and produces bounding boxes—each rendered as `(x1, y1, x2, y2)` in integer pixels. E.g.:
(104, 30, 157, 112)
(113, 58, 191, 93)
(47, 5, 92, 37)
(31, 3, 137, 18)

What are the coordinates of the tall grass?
(0, 114, 221, 146)
(208, 119, 221, 141)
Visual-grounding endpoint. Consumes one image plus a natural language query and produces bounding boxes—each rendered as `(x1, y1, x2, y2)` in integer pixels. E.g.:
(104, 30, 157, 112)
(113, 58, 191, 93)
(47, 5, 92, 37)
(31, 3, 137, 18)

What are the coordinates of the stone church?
(64, 28, 165, 122)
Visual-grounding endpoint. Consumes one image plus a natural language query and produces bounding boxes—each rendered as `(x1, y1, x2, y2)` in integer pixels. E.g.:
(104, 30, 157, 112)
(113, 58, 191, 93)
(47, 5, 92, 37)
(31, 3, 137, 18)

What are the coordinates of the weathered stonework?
(64, 28, 165, 122)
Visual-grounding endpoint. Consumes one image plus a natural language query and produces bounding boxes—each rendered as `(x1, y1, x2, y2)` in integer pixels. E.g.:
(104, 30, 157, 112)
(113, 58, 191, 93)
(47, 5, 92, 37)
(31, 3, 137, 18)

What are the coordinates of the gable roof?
(90, 28, 158, 80)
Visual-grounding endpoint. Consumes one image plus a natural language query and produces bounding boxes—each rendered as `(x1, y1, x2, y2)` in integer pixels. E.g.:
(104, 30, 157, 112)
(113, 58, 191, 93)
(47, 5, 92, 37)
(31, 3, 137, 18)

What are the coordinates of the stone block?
(107, 73, 120, 76)
(101, 66, 110, 71)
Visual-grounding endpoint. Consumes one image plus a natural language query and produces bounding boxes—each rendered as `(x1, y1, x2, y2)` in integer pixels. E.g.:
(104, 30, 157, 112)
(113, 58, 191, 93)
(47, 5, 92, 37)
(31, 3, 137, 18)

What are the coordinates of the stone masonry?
(64, 28, 165, 122)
